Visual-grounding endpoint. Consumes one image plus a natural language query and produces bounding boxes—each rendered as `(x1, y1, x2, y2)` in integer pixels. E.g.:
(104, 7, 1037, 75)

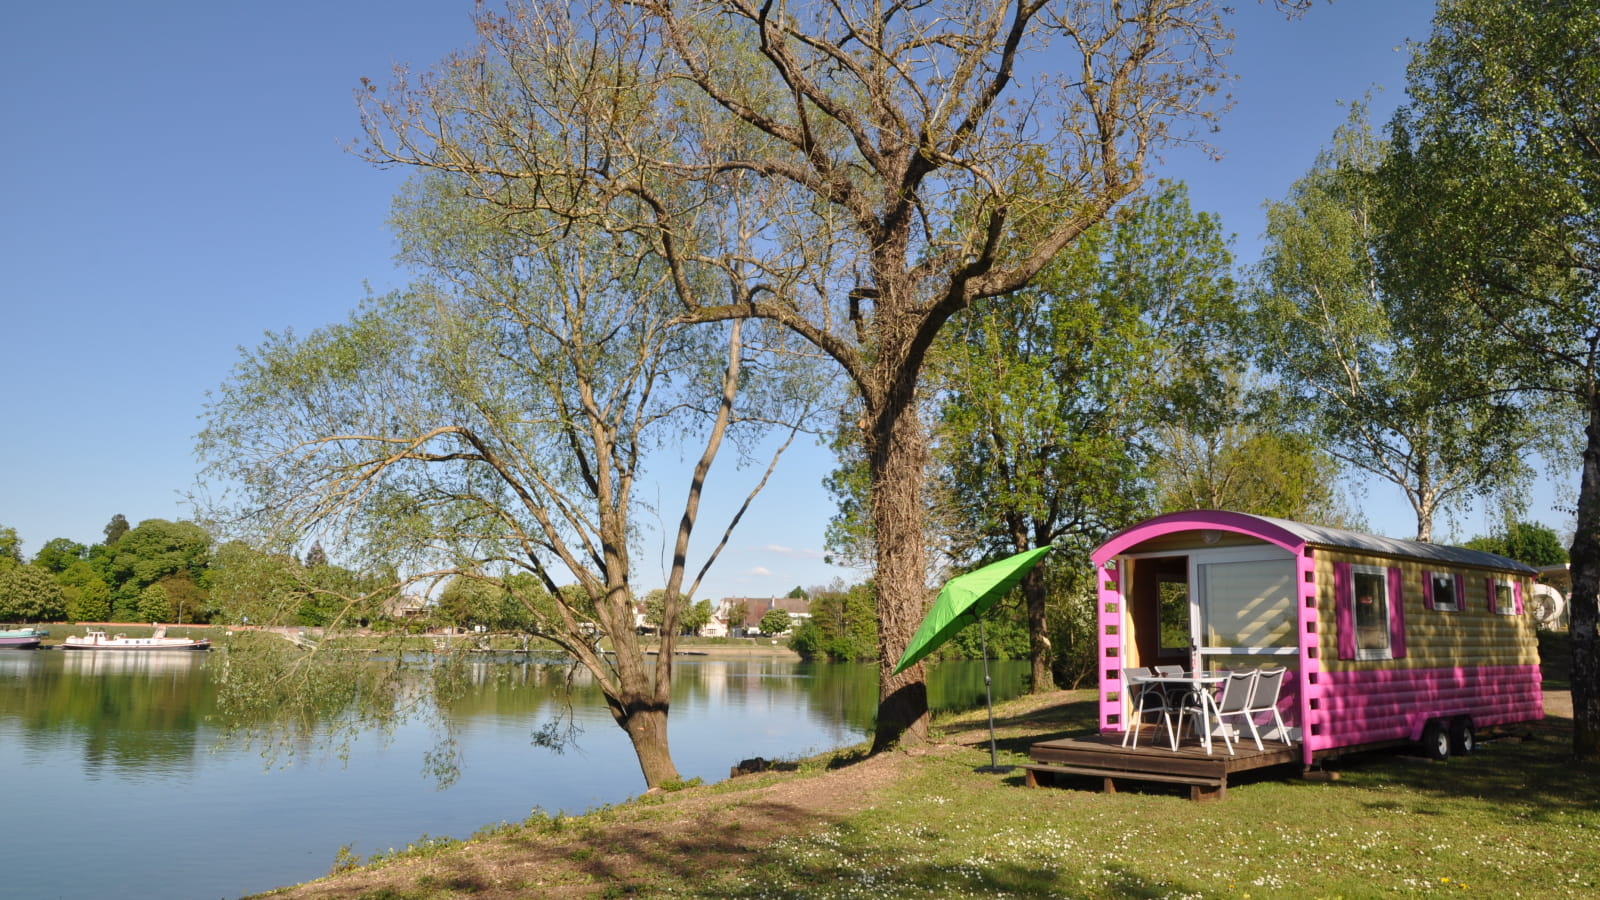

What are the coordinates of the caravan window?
(1492, 578, 1518, 615)
(1429, 571, 1459, 612)
(1352, 565, 1391, 660)
(1198, 559, 1295, 651)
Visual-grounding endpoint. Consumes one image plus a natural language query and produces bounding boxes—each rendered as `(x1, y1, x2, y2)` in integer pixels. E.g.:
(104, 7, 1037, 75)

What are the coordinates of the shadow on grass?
(1327, 715, 1595, 823)
(292, 797, 857, 899)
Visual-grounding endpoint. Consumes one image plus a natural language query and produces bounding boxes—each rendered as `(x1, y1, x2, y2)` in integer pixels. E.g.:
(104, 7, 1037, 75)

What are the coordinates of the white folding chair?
(1183, 670, 1257, 755)
(1242, 666, 1291, 748)
(1120, 667, 1176, 749)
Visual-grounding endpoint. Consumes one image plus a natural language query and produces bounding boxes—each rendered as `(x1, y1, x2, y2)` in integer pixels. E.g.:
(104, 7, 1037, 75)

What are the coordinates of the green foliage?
(1152, 380, 1359, 527)
(787, 582, 876, 662)
(32, 537, 87, 573)
(758, 608, 792, 636)
(943, 606, 1029, 662)
(102, 513, 130, 546)
(304, 540, 329, 569)
(65, 577, 111, 622)
(930, 181, 1238, 557)
(1251, 103, 1532, 540)
(0, 525, 20, 573)
(1463, 521, 1569, 568)
(681, 598, 712, 636)
(785, 585, 807, 600)
(655, 776, 703, 792)
(0, 564, 66, 622)
(136, 583, 174, 623)
(724, 600, 750, 635)
(1376, 0, 1600, 754)
(107, 519, 212, 604)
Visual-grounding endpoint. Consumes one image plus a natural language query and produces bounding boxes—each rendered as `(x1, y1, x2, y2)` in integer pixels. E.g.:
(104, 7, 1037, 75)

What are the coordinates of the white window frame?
(1429, 571, 1459, 613)
(1492, 577, 1518, 616)
(1351, 563, 1392, 662)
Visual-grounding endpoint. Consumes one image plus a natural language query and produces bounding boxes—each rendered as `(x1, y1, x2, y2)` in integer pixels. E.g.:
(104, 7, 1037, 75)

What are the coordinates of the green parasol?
(893, 545, 1053, 675)
(892, 545, 1052, 772)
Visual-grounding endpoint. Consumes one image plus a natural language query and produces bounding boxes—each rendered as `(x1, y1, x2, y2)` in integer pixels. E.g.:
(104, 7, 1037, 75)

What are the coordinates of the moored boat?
(60, 627, 210, 651)
(0, 627, 47, 650)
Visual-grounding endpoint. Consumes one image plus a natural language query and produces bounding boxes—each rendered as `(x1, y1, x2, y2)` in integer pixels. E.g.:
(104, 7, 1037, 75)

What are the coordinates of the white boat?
(60, 627, 210, 651)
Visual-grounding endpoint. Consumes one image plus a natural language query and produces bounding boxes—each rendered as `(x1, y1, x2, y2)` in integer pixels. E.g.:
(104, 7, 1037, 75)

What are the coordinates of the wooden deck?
(1026, 728, 1301, 802)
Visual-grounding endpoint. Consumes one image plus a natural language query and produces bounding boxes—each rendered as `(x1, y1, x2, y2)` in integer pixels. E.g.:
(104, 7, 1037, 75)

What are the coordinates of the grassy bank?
(254, 678, 1595, 899)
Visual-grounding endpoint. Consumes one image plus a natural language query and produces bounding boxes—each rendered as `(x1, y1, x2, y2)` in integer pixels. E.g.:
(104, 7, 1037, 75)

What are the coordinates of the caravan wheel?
(1450, 718, 1476, 756)
(1421, 720, 1451, 761)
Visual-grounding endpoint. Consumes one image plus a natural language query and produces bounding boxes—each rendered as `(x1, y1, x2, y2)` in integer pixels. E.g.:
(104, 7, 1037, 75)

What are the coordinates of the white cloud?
(760, 544, 824, 559)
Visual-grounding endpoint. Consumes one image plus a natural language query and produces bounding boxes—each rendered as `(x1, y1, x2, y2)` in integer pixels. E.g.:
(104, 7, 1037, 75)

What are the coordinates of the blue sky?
(0, 1, 1570, 598)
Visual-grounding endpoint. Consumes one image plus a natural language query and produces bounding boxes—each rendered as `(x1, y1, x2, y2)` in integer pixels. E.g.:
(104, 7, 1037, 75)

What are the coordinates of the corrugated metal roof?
(1249, 513, 1538, 575)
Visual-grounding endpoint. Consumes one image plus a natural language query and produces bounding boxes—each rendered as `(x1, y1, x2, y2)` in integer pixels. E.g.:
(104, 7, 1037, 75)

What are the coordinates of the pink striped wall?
(1305, 664, 1543, 749)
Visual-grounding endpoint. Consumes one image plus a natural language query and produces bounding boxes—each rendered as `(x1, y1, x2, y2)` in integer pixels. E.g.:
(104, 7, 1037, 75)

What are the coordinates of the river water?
(0, 649, 1025, 900)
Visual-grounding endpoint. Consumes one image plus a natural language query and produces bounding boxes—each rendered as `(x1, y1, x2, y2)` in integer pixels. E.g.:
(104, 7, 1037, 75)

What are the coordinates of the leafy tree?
(785, 586, 807, 600)
(1252, 106, 1532, 541)
(137, 583, 174, 623)
(33, 538, 88, 574)
(758, 608, 792, 636)
(1148, 374, 1362, 528)
(789, 581, 877, 662)
(0, 525, 21, 573)
(107, 519, 211, 603)
(681, 599, 713, 636)
(0, 565, 66, 622)
(65, 577, 111, 623)
(1463, 521, 1570, 569)
(928, 181, 1237, 691)
(436, 575, 505, 630)
(356, 0, 1302, 754)
(155, 574, 207, 624)
(102, 513, 130, 546)
(304, 541, 329, 570)
(724, 600, 750, 637)
(1377, 0, 1600, 756)
(200, 178, 816, 789)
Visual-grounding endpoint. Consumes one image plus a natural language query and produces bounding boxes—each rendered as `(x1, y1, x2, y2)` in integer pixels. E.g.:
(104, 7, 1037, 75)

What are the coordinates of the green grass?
(695, 701, 1598, 899)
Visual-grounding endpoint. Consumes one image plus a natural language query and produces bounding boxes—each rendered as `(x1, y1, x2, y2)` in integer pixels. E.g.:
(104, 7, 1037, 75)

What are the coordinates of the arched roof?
(1092, 510, 1537, 575)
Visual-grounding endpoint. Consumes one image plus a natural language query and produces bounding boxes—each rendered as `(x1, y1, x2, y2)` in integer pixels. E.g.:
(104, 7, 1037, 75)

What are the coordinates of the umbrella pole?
(976, 618, 1012, 773)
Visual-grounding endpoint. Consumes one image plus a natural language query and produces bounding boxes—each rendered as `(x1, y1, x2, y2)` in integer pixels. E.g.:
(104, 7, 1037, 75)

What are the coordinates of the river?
(0, 648, 1025, 900)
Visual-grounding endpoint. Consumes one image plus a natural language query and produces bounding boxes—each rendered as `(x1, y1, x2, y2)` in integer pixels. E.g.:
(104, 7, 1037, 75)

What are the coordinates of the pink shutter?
(1486, 576, 1497, 614)
(1513, 580, 1524, 615)
(1335, 561, 1355, 660)
(1455, 576, 1466, 609)
(1421, 571, 1435, 611)
(1388, 566, 1406, 658)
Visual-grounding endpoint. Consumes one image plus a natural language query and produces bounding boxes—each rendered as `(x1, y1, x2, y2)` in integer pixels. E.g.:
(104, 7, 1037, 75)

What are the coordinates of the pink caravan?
(1095, 510, 1542, 766)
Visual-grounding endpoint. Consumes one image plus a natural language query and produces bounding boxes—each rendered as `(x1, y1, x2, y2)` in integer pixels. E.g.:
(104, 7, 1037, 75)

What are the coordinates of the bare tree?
(356, 0, 1298, 752)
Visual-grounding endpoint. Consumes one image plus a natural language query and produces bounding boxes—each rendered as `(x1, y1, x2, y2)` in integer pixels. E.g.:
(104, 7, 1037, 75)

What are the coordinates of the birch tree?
(1378, 0, 1600, 757)
(1252, 108, 1532, 542)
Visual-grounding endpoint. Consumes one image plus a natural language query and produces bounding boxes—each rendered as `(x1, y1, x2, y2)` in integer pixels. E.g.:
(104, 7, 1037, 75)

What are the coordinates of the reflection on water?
(0, 650, 1026, 900)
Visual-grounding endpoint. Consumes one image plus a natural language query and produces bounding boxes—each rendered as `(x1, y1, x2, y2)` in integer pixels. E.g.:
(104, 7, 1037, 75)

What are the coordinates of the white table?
(1142, 671, 1228, 754)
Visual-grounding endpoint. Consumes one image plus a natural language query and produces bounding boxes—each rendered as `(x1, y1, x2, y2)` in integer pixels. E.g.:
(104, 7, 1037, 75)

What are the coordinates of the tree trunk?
(869, 361, 933, 753)
(1025, 566, 1056, 693)
(619, 705, 680, 787)
(1570, 392, 1600, 759)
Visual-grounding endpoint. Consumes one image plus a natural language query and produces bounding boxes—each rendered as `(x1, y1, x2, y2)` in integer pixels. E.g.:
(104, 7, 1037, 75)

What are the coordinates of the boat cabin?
(1095, 510, 1542, 765)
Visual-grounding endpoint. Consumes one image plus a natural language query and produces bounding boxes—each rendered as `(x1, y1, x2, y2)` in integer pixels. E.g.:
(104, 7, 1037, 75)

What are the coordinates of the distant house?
(700, 613, 730, 638)
(384, 593, 430, 620)
(716, 596, 812, 636)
